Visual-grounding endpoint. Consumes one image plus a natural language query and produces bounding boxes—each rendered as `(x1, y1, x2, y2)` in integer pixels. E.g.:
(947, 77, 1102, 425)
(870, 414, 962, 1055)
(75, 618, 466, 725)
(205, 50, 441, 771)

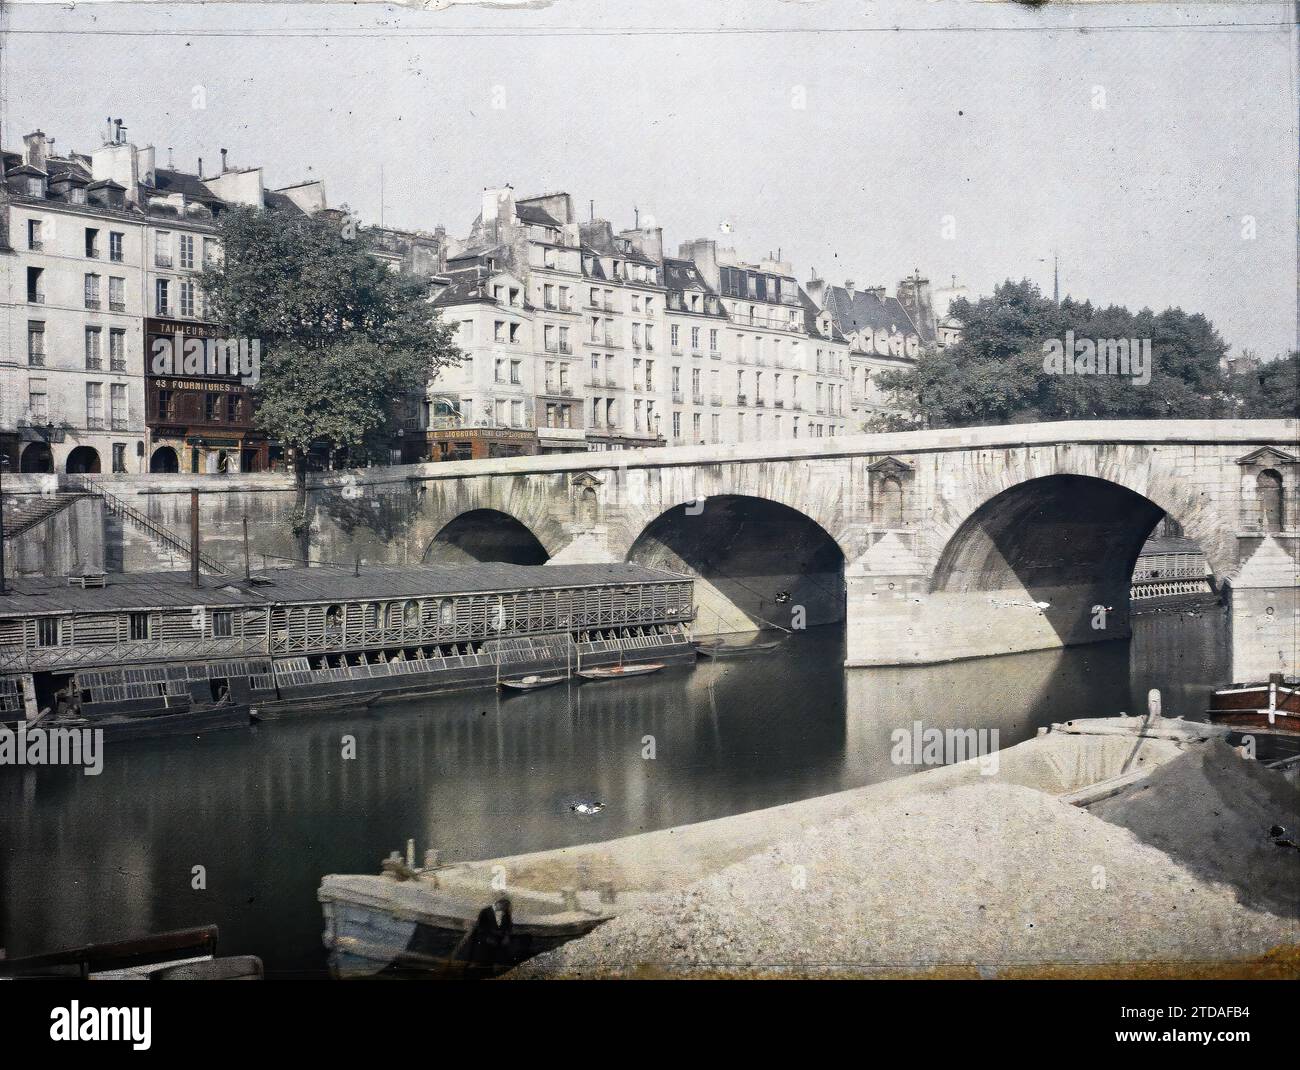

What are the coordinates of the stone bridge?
(5, 420, 1296, 680)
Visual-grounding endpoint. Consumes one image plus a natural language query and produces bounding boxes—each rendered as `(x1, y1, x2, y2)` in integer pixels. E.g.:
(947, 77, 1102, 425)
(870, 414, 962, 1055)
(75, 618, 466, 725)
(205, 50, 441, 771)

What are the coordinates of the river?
(0, 605, 1236, 976)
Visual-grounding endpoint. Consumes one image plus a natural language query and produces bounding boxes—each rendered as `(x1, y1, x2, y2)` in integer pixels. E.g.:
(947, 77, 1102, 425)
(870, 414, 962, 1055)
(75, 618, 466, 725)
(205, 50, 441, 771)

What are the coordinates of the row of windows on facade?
(24, 218, 217, 268)
(26, 267, 201, 318)
(492, 350, 846, 411)
(27, 322, 127, 371)
(152, 388, 244, 424)
(583, 397, 840, 442)
(24, 380, 128, 431)
(461, 315, 838, 372)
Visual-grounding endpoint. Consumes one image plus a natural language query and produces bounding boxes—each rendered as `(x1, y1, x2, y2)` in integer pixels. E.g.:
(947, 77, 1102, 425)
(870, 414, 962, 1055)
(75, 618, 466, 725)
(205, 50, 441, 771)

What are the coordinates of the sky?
(2, 0, 1295, 358)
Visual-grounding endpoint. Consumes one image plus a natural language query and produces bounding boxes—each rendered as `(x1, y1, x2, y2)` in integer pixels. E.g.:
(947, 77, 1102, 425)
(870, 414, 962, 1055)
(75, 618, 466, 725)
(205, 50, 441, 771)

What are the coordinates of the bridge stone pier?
(5, 420, 1295, 681)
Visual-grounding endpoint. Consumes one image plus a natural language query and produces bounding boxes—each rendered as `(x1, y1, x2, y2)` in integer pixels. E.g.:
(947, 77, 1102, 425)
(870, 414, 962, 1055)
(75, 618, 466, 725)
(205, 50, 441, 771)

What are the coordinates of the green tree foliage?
(200, 207, 461, 475)
(872, 279, 1247, 428)
(1227, 352, 1300, 419)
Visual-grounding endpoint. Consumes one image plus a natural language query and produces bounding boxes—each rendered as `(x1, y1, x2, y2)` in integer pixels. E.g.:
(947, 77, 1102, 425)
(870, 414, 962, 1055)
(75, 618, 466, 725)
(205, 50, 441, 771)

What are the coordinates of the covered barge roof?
(0, 562, 689, 617)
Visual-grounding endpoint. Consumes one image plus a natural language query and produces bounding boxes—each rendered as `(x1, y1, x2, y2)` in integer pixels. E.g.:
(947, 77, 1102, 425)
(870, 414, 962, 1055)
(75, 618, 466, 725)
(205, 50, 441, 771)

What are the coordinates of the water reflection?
(0, 607, 1226, 976)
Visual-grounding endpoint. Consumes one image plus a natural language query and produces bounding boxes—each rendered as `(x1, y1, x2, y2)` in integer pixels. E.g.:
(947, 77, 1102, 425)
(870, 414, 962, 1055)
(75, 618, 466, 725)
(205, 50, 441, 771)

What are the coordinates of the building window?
(155, 231, 172, 268)
(27, 219, 42, 250)
(179, 234, 195, 270)
(84, 273, 101, 309)
(212, 611, 233, 638)
(85, 327, 103, 369)
(28, 381, 48, 422)
(179, 281, 196, 318)
(202, 238, 218, 265)
(155, 279, 170, 316)
(85, 382, 104, 429)
(27, 266, 44, 303)
(205, 393, 221, 422)
(109, 329, 126, 372)
(27, 322, 45, 367)
(109, 276, 126, 312)
(156, 389, 173, 421)
(510, 360, 521, 384)
(37, 618, 60, 647)
(110, 383, 128, 431)
(112, 442, 127, 473)
(85, 228, 101, 258)
(109, 232, 124, 262)
(129, 612, 151, 640)
(226, 394, 241, 423)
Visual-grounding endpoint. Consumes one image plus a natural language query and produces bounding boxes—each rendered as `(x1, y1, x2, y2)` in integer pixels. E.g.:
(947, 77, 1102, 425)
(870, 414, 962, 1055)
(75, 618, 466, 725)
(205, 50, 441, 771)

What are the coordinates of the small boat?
(320, 864, 619, 978)
(695, 636, 788, 658)
(498, 674, 569, 692)
(0, 924, 263, 980)
(1208, 673, 1299, 733)
(49, 702, 254, 741)
(578, 663, 664, 681)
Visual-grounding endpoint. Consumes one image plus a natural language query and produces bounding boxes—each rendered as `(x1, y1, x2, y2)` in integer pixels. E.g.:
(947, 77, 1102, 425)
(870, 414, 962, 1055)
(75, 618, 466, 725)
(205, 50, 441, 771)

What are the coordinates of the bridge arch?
(422, 508, 550, 565)
(626, 494, 847, 634)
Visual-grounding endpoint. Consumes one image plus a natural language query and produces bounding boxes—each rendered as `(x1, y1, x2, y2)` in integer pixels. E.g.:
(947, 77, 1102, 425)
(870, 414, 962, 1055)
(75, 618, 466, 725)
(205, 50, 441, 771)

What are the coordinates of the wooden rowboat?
(498, 674, 569, 692)
(577, 663, 665, 681)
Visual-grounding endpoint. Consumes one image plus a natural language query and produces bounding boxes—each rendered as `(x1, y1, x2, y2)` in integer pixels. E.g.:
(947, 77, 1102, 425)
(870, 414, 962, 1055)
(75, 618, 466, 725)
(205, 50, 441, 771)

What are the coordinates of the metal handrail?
(67, 475, 230, 575)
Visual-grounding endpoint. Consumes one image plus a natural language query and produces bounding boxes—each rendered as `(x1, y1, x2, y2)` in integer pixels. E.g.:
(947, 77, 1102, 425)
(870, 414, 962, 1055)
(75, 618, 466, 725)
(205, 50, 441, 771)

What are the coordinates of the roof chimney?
(844, 279, 856, 298)
(198, 156, 203, 177)
(220, 148, 228, 173)
(23, 130, 49, 171)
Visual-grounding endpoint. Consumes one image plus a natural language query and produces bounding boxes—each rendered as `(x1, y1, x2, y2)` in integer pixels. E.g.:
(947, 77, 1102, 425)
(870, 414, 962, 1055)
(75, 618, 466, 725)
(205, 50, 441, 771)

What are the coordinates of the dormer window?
(27, 177, 43, 196)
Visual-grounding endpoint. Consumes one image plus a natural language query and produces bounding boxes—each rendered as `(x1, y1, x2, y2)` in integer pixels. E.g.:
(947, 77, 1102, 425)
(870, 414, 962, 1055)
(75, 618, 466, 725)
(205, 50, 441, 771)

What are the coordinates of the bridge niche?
(927, 474, 1168, 657)
(626, 495, 845, 636)
(423, 509, 550, 566)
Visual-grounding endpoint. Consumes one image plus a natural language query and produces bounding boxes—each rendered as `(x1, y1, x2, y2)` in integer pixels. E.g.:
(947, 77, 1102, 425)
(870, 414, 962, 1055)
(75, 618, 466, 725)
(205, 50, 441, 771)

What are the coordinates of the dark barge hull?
(1208, 677, 1299, 734)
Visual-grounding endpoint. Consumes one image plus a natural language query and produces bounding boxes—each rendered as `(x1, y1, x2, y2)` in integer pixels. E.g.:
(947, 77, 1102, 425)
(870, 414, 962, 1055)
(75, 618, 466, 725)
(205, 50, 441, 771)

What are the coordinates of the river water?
(0, 606, 1236, 976)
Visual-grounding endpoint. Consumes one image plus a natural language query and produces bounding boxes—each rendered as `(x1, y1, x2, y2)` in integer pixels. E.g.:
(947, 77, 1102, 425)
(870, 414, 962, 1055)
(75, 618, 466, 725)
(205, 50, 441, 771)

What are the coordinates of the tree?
(200, 207, 461, 543)
(875, 280, 1236, 428)
(1227, 351, 1300, 419)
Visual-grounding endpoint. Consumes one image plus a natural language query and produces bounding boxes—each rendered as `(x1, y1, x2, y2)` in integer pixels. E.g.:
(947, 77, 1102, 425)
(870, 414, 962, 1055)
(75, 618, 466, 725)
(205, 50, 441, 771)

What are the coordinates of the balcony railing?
(737, 394, 748, 406)
(710, 395, 722, 406)
(85, 358, 103, 371)
(692, 394, 705, 406)
(792, 401, 803, 411)
(155, 253, 173, 268)
(28, 293, 45, 304)
(85, 298, 101, 310)
(671, 391, 684, 404)
(754, 398, 765, 407)
(710, 349, 721, 360)
(110, 301, 126, 312)
(28, 239, 43, 251)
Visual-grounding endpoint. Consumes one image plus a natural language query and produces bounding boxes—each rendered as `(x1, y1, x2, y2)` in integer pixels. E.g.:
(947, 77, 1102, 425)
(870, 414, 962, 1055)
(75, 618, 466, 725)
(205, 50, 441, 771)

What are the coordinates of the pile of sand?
(1089, 740, 1300, 916)
(512, 750, 1299, 979)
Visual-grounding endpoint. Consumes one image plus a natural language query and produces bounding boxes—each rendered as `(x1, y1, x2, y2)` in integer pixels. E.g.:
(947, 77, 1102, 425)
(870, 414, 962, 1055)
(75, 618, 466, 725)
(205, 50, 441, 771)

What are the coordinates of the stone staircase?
(64, 475, 230, 576)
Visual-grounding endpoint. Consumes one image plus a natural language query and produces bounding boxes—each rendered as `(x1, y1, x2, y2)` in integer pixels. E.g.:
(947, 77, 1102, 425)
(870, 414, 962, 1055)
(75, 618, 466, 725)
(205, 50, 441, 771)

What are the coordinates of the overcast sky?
(3, 0, 1295, 357)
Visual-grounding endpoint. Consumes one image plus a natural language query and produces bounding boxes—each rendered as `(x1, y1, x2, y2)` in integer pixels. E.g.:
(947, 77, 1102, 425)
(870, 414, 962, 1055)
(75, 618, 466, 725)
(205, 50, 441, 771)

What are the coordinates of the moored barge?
(1208, 673, 1299, 733)
(0, 562, 695, 730)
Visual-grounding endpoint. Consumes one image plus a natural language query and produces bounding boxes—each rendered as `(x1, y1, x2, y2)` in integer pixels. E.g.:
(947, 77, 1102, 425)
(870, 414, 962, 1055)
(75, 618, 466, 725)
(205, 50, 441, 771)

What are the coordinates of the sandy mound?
(1089, 740, 1300, 916)
(512, 770, 1299, 978)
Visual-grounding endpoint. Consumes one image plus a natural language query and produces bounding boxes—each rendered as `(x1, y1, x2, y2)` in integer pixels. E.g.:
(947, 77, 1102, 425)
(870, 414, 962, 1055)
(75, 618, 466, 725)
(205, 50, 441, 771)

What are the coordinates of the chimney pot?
(220, 148, 228, 172)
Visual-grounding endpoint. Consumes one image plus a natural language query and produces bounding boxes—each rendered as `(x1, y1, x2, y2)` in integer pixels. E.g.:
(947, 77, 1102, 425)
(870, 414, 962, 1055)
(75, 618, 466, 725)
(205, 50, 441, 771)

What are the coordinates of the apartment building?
(1, 124, 323, 475)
